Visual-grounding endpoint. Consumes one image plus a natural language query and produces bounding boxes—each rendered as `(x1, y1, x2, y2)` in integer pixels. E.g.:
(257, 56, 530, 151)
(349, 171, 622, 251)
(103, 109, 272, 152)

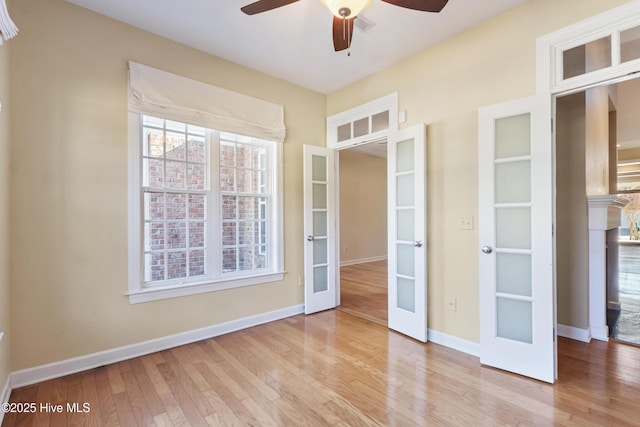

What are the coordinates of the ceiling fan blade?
(241, 0, 300, 15)
(333, 16, 355, 52)
(380, 0, 448, 12)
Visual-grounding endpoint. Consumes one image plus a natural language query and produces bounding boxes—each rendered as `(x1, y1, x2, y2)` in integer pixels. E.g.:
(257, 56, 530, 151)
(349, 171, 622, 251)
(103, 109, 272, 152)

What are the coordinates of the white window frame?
(128, 113, 284, 304)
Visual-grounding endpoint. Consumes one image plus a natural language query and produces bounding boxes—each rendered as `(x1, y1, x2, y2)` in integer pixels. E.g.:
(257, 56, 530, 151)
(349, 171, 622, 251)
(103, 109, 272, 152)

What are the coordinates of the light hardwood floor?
(5, 261, 640, 426)
(338, 260, 387, 326)
(4, 312, 640, 426)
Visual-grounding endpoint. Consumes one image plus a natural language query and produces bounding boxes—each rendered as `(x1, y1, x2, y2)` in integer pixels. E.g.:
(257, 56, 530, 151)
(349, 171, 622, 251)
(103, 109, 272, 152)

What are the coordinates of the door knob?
(307, 235, 314, 242)
(481, 245, 493, 254)
(414, 240, 423, 248)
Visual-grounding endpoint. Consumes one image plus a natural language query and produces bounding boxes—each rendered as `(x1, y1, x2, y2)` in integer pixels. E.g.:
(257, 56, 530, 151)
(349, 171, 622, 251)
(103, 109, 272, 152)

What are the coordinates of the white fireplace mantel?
(587, 195, 628, 341)
(587, 195, 628, 230)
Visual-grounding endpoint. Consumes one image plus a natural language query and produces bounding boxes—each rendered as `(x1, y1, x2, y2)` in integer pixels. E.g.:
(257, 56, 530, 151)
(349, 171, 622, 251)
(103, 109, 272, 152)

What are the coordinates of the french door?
(304, 124, 427, 342)
(478, 96, 556, 383)
(387, 124, 427, 342)
(303, 145, 337, 314)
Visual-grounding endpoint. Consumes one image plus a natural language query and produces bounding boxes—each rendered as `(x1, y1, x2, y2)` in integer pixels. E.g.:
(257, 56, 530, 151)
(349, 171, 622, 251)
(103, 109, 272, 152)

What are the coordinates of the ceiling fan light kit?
(240, 0, 449, 52)
(320, 0, 372, 18)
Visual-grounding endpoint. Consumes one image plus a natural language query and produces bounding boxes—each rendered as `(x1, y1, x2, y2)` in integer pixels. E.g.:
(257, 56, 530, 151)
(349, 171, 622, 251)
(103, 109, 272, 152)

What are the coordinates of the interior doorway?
(336, 142, 388, 325)
(556, 77, 640, 347)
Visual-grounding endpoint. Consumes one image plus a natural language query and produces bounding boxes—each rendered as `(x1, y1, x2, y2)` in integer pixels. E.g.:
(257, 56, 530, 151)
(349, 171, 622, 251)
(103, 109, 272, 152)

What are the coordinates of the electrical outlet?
(458, 216, 474, 230)
(447, 297, 457, 312)
(298, 276, 304, 288)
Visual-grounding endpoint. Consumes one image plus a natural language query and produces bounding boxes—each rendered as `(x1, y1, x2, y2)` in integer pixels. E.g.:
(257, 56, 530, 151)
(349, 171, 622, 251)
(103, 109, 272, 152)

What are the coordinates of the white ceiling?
(64, 0, 527, 94)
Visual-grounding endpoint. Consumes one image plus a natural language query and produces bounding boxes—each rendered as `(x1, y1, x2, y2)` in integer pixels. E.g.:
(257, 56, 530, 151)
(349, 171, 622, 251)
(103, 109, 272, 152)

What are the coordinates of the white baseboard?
(0, 374, 11, 426)
(590, 325, 609, 342)
(11, 304, 304, 389)
(428, 328, 480, 358)
(557, 324, 591, 343)
(340, 255, 387, 267)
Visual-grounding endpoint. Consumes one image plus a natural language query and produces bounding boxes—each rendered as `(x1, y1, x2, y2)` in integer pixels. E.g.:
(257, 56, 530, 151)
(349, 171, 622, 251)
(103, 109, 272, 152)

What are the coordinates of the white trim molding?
(11, 304, 304, 388)
(340, 255, 387, 267)
(557, 324, 592, 343)
(428, 329, 480, 358)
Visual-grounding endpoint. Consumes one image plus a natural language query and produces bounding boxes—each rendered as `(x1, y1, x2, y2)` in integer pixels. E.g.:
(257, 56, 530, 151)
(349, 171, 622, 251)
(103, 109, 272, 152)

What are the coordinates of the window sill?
(128, 271, 285, 304)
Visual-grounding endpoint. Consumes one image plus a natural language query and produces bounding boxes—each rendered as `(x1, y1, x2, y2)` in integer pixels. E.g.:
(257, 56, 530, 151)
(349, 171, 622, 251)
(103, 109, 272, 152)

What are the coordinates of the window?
(127, 62, 286, 303)
(129, 114, 283, 303)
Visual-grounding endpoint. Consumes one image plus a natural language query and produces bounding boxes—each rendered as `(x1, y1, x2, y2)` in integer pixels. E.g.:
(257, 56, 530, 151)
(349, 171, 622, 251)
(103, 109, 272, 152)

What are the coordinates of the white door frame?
(326, 93, 400, 309)
(537, 1, 640, 342)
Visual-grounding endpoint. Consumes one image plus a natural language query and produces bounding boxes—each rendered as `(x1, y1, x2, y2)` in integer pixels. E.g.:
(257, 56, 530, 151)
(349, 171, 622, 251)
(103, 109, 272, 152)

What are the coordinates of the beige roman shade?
(128, 62, 286, 142)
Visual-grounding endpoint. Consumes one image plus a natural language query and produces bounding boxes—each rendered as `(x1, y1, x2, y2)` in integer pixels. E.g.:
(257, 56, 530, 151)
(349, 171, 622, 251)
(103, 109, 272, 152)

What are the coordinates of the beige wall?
(9, 0, 325, 370)
(339, 150, 386, 263)
(556, 92, 589, 329)
(0, 27, 11, 391)
(327, 0, 630, 342)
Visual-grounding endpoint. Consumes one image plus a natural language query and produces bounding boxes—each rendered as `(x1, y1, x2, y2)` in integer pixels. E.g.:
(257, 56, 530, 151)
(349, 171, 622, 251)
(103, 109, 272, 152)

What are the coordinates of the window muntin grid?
(219, 132, 270, 273)
(140, 116, 275, 286)
(142, 116, 209, 283)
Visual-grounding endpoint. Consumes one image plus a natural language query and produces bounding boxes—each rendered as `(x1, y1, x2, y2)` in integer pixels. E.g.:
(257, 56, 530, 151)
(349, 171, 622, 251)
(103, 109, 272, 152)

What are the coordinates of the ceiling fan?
(241, 0, 449, 52)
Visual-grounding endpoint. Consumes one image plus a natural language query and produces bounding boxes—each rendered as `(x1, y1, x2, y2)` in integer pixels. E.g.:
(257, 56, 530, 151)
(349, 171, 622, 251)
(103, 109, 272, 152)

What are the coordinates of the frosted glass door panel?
(397, 174, 414, 206)
(313, 184, 327, 209)
(311, 153, 329, 293)
(496, 208, 531, 249)
(480, 95, 554, 383)
(303, 144, 335, 315)
(495, 114, 530, 158)
(388, 124, 426, 342)
(313, 211, 327, 236)
(495, 161, 531, 204)
(395, 137, 417, 314)
(397, 278, 416, 313)
(312, 155, 327, 181)
(313, 239, 327, 264)
(397, 139, 414, 172)
(397, 244, 415, 277)
(397, 209, 414, 241)
(496, 253, 532, 297)
(497, 298, 533, 344)
(313, 266, 328, 293)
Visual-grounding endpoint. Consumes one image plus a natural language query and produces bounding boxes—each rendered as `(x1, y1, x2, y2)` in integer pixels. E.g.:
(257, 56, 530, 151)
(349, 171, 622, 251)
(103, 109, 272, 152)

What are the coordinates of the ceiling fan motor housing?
(338, 7, 352, 17)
